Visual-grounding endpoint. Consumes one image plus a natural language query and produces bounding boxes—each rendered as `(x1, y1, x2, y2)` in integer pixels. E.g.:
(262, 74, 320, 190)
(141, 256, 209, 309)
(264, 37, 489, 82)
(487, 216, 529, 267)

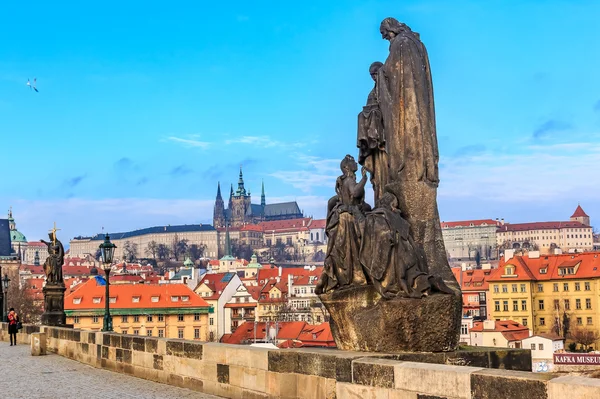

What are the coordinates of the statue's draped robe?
(376, 31, 458, 289)
(357, 87, 388, 205)
(360, 206, 427, 298)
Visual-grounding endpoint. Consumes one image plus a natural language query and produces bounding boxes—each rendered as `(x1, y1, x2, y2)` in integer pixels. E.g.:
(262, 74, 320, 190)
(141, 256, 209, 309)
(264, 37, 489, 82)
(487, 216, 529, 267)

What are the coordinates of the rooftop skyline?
(2, 1, 599, 242)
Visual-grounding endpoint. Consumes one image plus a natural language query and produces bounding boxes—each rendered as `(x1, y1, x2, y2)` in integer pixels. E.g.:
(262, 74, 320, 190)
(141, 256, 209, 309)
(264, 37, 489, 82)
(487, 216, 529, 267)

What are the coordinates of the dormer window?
(151, 296, 159, 303)
(181, 296, 190, 302)
(540, 268, 547, 274)
(73, 298, 82, 304)
(109, 297, 116, 304)
(92, 297, 101, 304)
(171, 296, 179, 302)
(132, 296, 140, 303)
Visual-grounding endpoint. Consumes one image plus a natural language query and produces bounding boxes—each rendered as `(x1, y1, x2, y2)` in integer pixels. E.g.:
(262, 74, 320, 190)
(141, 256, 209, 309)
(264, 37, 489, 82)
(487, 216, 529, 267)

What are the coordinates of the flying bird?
(26, 78, 39, 92)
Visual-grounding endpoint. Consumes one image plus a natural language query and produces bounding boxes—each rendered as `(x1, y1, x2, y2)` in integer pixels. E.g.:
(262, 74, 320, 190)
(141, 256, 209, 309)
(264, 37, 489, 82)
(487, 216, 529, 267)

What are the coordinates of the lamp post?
(2, 274, 10, 322)
(99, 234, 116, 332)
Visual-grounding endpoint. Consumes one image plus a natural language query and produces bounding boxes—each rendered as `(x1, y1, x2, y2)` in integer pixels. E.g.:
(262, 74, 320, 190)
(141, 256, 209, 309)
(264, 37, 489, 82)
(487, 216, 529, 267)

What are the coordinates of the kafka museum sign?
(554, 353, 600, 365)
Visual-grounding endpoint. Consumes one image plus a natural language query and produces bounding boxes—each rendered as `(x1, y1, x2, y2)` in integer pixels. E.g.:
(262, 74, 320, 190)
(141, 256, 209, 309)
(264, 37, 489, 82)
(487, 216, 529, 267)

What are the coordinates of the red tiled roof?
(65, 280, 210, 310)
(470, 320, 529, 334)
(240, 224, 263, 232)
(502, 331, 530, 342)
(259, 218, 312, 233)
(451, 268, 493, 291)
(441, 219, 498, 228)
(220, 321, 335, 347)
(496, 253, 600, 281)
(196, 272, 239, 300)
(309, 219, 326, 229)
(497, 221, 589, 232)
(571, 205, 589, 218)
(27, 241, 47, 247)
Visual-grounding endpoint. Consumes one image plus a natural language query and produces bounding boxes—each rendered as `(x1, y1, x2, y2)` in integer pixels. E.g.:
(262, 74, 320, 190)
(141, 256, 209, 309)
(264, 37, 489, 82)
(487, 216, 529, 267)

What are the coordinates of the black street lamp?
(99, 234, 116, 332)
(2, 274, 10, 322)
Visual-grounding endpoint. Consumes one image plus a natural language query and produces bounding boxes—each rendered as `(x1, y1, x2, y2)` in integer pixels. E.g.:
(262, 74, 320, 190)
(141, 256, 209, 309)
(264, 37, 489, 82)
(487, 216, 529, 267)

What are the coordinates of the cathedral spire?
(237, 165, 246, 196)
(261, 180, 266, 207)
(216, 182, 223, 201)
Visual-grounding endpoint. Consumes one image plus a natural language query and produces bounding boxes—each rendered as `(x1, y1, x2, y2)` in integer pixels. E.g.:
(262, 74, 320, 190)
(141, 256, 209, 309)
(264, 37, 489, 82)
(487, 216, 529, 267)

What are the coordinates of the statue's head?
(340, 154, 358, 174)
(369, 62, 383, 81)
(379, 192, 398, 210)
(380, 18, 411, 41)
(48, 232, 54, 241)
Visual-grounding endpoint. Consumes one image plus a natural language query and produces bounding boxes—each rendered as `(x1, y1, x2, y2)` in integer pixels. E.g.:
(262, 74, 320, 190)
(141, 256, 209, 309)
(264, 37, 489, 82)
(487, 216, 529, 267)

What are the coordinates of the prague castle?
(213, 168, 303, 228)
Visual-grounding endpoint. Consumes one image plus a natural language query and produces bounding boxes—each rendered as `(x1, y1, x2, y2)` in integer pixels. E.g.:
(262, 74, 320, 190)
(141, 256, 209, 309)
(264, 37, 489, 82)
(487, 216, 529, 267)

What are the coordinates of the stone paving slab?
(0, 342, 221, 399)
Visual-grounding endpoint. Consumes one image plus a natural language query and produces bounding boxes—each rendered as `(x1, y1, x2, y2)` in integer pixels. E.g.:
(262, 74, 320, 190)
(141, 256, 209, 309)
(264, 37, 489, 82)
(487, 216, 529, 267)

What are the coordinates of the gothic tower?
(261, 180, 266, 214)
(213, 182, 226, 228)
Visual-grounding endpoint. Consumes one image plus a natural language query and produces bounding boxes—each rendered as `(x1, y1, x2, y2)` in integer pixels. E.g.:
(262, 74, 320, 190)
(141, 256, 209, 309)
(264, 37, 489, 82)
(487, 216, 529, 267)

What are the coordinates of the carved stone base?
(319, 284, 462, 352)
(41, 283, 66, 326)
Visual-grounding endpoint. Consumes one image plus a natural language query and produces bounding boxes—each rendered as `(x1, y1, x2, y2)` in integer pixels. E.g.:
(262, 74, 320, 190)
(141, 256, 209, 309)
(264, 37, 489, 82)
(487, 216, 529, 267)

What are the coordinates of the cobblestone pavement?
(0, 342, 222, 399)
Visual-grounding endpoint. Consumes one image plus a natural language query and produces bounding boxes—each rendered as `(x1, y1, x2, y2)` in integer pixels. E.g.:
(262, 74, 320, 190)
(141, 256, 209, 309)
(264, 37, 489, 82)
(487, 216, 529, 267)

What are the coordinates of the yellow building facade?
(489, 253, 600, 347)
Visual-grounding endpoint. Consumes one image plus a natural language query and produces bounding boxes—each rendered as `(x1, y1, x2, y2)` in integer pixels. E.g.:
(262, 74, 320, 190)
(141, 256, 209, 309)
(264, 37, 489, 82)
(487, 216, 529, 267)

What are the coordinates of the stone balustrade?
(1, 323, 599, 398)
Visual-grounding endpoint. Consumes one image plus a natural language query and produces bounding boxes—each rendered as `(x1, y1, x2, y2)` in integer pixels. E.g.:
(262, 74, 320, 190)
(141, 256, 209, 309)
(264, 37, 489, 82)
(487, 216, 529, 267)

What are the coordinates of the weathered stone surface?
(394, 362, 483, 399)
(353, 358, 397, 388)
(488, 349, 532, 371)
(31, 332, 47, 356)
(471, 369, 554, 399)
(217, 363, 230, 384)
(321, 284, 461, 352)
(41, 283, 67, 326)
(547, 375, 600, 399)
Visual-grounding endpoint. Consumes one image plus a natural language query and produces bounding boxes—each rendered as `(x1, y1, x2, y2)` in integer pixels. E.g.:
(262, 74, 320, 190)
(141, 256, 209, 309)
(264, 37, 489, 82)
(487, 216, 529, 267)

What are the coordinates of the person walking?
(7, 308, 19, 346)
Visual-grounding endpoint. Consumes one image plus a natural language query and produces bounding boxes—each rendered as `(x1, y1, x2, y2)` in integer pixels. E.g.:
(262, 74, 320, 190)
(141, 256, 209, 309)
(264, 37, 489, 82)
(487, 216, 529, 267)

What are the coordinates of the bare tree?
(6, 271, 43, 324)
(231, 239, 253, 260)
(570, 328, 600, 351)
(123, 240, 138, 262)
(157, 244, 171, 260)
(188, 244, 206, 262)
(170, 234, 188, 261)
(145, 240, 158, 261)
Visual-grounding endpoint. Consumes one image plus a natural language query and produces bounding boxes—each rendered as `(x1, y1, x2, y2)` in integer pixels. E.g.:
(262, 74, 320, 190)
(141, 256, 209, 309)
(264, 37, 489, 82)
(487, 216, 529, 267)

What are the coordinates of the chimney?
(483, 320, 495, 330)
(288, 274, 293, 296)
(504, 249, 515, 261)
(501, 218, 505, 226)
(278, 266, 282, 277)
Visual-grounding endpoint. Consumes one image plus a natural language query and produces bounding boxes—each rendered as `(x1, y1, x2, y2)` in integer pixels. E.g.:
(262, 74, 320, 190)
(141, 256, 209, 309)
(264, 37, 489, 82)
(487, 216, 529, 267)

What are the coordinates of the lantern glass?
(2, 274, 9, 290)
(99, 234, 117, 269)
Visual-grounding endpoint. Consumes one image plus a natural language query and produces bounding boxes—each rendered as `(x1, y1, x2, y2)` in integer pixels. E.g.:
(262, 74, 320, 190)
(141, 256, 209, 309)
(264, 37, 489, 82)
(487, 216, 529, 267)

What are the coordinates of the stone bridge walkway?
(0, 342, 221, 399)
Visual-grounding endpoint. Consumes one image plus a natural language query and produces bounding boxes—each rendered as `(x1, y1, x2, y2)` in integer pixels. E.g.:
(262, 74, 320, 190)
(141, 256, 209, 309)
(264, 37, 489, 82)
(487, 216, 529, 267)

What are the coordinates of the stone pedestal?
(31, 332, 47, 356)
(320, 284, 462, 352)
(41, 283, 66, 326)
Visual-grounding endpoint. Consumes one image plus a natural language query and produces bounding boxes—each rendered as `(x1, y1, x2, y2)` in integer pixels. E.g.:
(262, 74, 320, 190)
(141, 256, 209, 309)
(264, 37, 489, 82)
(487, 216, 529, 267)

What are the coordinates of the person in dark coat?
(7, 308, 19, 346)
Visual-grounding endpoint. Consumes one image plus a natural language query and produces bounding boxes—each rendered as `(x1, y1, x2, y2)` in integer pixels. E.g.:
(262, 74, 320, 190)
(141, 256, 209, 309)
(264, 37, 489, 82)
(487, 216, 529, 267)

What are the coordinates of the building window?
(158, 329, 164, 338)
(147, 329, 153, 337)
(553, 283, 559, 292)
(564, 299, 570, 310)
(194, 328, 200, 339)
(576, 299, 582, 309)
(585, 282, 591, 291)
(575, 282, 581, 291)
(178, 329, 184, 339)
(194, 313, 200, 321)
(147, 315, 153, 322)
(178, 314, 184, 322)
(133, 329, 139, 335)
(209, 317, 214, 326)
(520, 284, 526, 293)
(537, 284, 543, 292)
(586, 298, 592, 309)
(502, 285, 508, 293)
(512, 284, 518, 293)
(587, 317, 593, 325)
(73, 316, 80, 324)
(563, 283, 569, 291)
(493, 285, 499, 293)
(538, 300, 544, 310)
(122, 315, 128, 323)
(521, 301, 527, 311)
(494, 301, 500, 312)
(577, 317, 583, 326)
(92, 316, 99, 323)
(522, 318, 528, 326)
(503, 301, 509, 311)
(158, 314, 164, 322)
(531, 343, 536, 350)
(461, 324, 468, 335)
(513, 301, 518, 311)
(539, 344, 544, 351)
(540, 318, 545, 326)
(133, 315, 140, 323)
(554, 299, 560, 310)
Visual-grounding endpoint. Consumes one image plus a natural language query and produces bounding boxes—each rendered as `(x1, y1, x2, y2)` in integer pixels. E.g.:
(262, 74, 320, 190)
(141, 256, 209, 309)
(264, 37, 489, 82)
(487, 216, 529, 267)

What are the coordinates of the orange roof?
(441, 219, 498, 228)
(571, 205, 589, 218)
(259, 218, 312, 233)
(65, 279, 210, 310)
(27, 241, 47, 247)
(471, 320, 529, 333)
(309, 219, 326, 229)
(451, 268, 493, 291)
(220, 321, 334, 347)
(197, 272, 239, 300)
(240, 224, 263, 232)
(494, 252, 600, 281)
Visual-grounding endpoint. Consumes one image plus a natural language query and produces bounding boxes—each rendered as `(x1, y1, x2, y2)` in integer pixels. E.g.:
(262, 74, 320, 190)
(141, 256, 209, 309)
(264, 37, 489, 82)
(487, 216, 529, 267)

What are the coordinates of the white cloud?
(270, 154, 340, 192)
(166, 136, 210, 149)
(224, 135, 306, 149)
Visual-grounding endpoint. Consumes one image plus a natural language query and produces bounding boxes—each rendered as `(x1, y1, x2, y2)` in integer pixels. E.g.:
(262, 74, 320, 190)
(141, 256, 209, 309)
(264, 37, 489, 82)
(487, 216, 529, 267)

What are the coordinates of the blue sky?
(2, 0, 600, 243)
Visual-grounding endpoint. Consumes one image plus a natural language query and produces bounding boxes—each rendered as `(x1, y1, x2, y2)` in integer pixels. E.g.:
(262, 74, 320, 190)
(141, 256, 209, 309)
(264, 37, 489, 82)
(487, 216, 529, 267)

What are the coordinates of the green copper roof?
(247, 253, 262, 268)
(10, 230, 27, 243)
(220, 255, 236, 261)
(183, 257, 194, 267)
